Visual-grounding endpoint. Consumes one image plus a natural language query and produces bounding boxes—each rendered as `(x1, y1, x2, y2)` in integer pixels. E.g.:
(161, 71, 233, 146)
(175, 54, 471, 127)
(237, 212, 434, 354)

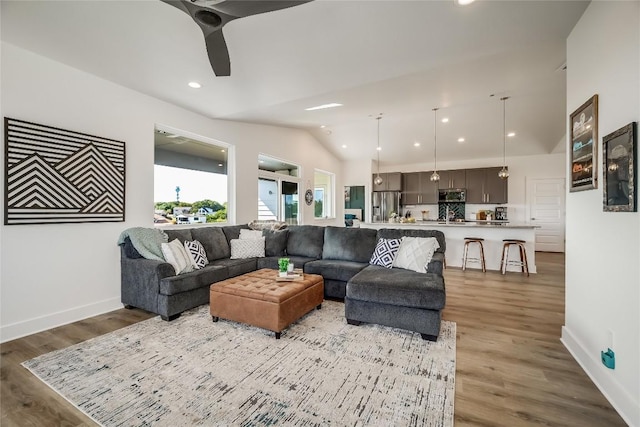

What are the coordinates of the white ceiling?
(1, 0, 588, 167)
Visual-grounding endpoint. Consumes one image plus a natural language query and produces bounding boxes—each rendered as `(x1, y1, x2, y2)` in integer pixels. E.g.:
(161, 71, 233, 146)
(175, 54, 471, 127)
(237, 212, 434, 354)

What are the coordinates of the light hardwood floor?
(0, 252, 627, 426)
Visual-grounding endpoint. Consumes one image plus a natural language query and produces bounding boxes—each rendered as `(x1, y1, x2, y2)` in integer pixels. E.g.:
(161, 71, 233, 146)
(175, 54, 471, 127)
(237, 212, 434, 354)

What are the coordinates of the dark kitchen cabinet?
(465, 167, 508, 204)
(401, 172, 437, 205)
(437, 169, 466, 189)
(372, 172, 402, 191)
(484, 167, 508, 204)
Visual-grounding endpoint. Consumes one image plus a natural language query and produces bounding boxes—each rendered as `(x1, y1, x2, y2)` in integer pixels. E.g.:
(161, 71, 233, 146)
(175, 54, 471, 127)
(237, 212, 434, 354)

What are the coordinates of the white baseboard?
(1, 297, 124, 343)
(561, 326, 639, 427)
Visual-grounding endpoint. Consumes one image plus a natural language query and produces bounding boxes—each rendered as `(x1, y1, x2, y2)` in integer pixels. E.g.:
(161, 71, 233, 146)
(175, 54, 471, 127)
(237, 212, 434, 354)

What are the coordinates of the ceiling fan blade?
(160, 0, 312, 76)
(204, 30, 231, 77)
(210, 1, 313, 18)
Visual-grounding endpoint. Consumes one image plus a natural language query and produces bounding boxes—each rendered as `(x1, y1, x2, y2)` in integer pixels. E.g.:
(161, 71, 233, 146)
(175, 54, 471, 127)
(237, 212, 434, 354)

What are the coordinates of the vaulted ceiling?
(1, 0, 589, 166)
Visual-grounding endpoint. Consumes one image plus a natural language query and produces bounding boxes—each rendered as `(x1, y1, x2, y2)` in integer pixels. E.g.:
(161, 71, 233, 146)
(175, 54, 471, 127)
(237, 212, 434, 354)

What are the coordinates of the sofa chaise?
(119, 224, 446, 339)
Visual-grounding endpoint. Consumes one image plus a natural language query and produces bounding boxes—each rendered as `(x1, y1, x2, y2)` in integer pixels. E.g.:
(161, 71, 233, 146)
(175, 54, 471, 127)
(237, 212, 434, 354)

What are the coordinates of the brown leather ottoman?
(209, 269, 324, 339)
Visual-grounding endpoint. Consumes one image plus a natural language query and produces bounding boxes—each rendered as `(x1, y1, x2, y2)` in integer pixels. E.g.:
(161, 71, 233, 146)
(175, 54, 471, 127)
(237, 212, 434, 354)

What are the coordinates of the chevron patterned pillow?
(369, 238, 402, 268)
(184, 240, 209, 269)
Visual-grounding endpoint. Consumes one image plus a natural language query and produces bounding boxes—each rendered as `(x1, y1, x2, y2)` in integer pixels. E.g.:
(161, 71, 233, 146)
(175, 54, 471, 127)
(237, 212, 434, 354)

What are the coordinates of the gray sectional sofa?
(119, 224, 446, 340)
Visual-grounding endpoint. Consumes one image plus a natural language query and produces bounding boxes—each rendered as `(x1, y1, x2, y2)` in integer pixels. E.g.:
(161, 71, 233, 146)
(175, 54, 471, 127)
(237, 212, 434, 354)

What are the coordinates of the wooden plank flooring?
(0, 253, 627, 426)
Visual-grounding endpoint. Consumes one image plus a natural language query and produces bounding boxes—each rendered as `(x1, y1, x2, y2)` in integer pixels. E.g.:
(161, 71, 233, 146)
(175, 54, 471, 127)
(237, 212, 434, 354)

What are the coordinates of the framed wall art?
(603, 122, 636, 212)
(569, 94, 598, 192)
(4, 118, 126, 225)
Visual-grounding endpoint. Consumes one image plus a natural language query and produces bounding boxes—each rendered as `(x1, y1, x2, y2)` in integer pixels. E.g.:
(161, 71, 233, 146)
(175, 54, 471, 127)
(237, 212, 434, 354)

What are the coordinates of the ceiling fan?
(160, 0, 312, 77)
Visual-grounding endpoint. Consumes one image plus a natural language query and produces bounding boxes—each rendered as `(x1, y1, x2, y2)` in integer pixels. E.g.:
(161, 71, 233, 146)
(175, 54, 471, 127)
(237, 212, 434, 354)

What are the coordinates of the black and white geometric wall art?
(4, 118, 125, 225)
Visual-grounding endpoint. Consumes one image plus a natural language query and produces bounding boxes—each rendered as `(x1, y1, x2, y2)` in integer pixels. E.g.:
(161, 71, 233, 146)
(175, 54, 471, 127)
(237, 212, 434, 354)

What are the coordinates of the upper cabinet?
(465, 167, 508, 204)
(437, 169, 466, 189)
(372, 172, 402, 191)
(401, 172, 437, 204)
(484, 167, 508, 204)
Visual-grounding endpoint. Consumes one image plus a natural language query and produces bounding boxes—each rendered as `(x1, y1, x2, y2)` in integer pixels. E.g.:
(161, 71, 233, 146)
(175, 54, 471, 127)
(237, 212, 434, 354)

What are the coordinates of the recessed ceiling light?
(342, 144, 347, 149)
(305, 103, 343, 111)
(320, 125, 326, 128)
(456, 0, 475, 5)
(458, 137, 465, 143)
(441, 118, 449, 123)
(376, 146, 382, 151)
(221, 149, 225, 152)
(188, 81, 201, 89)
(507, 132, 516, 137)
(414, 142, 420, 147)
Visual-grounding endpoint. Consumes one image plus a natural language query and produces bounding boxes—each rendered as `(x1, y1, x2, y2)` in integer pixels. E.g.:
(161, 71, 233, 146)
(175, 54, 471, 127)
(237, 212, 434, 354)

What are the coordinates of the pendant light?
(430, 108, 441, 182)
(498, 97, 510, 179)
(373, 114, 384, 186)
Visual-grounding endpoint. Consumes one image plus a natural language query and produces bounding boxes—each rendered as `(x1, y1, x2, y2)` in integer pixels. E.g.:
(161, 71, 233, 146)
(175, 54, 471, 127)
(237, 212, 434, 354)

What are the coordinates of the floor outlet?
(601, 348, 615, 369)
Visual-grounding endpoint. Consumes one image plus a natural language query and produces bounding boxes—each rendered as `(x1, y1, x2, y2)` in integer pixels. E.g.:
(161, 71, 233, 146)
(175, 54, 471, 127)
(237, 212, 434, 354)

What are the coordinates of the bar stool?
(462, 237, 486, 272)
(500, 239, 529, 276)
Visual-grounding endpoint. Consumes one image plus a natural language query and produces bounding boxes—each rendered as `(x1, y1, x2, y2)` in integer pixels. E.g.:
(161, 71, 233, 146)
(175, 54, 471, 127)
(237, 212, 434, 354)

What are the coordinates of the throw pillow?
(239, 229, 264, 240)
(230, 237, 265, 259)
(184, 240, 209, 269)
(369, 238, 402, 268)
(161, 239, 195, 275)
(392, 237, 440, 273)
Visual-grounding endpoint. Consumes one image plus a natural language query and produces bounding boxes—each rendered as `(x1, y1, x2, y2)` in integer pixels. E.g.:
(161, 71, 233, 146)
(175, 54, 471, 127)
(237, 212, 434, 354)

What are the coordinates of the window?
(154, 127, 230, 225)
(314, 169, 334, 219)
(258, 155, 300, 225)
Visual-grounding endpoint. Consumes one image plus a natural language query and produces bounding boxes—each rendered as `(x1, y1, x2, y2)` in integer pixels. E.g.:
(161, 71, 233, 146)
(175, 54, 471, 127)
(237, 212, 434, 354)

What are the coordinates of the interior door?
(527, 178, 565, 252)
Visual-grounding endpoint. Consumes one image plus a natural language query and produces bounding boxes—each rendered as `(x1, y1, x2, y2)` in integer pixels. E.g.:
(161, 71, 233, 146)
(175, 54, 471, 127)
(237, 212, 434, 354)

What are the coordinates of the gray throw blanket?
(117, 227, 168, 261)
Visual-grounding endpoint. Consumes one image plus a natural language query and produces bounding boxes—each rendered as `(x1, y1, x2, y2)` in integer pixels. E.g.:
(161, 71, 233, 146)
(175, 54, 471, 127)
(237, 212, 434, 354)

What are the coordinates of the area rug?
(22, 301, 456, 426)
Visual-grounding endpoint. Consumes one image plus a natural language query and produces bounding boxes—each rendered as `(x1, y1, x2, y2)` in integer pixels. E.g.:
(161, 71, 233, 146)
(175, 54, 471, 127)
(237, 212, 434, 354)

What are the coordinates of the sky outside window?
(154, 165, 227, 204)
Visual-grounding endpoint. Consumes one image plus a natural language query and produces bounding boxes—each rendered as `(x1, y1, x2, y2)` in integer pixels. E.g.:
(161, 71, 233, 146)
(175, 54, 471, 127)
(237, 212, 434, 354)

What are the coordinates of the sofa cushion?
(304, 260, 368, 283)
(376, 228, 446, 254)
(164, 228, 193, 243)
(286, 225, 324, 258)
(262, 229, 289, 257)
(191, 227, 230, 261)
(347, 265, 446, 310)
(369, 238, 402, 268)
(322, 226, 378, 263)
(222, 224, 251, 244)
(210, 257, 257, 278)
(392, 237, 440, 273)
(159, 264, 228, 296)
(230, 238, 265, 259)
(257, 255, 316, 270)
(184, 240, 209, 269)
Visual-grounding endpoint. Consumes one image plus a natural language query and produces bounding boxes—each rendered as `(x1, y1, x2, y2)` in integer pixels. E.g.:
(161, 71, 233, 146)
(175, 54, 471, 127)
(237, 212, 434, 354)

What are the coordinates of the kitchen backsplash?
(401, 204, 505, 220)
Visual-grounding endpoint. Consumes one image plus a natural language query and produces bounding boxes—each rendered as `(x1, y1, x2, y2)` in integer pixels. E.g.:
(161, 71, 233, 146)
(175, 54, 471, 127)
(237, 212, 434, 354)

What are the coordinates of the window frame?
(314, 169, 335, 220)
(154, 124, 234, 226)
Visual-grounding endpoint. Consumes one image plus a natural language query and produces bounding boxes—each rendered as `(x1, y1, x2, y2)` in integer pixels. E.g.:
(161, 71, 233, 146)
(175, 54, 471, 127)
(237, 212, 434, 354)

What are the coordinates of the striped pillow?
(161, 239, 195, 275)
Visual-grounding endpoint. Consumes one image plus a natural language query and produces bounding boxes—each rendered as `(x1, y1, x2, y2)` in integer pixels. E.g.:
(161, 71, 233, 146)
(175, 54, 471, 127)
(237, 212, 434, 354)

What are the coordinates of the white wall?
(0, 42, 341, 342)
(563, 2, 640, 426)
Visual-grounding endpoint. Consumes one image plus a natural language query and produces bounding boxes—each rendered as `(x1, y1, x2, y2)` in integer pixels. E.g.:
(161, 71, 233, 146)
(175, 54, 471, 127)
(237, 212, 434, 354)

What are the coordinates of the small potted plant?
(278, 258, 290, 277)
(389, 212, 398, 223)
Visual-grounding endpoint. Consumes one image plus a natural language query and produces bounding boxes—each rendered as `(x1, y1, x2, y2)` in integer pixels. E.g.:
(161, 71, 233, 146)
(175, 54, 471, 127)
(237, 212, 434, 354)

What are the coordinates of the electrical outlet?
(601, 348, 615, 369)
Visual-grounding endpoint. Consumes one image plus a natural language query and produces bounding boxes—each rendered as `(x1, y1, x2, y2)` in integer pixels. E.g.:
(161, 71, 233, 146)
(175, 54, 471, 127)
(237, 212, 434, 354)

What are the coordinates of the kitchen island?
(362, 221, 538, 273)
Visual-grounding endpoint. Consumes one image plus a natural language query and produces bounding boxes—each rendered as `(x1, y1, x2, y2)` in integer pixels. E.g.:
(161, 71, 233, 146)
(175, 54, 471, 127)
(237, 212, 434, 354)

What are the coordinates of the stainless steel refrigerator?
(371, 191, 400, 223)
